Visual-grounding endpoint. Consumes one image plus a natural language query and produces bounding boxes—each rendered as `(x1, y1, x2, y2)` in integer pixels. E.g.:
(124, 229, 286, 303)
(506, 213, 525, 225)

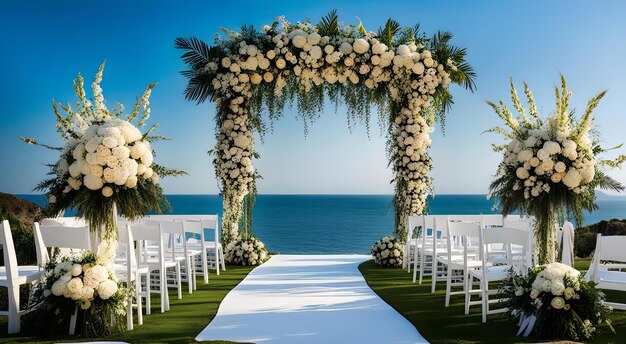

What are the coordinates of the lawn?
(0, 265, 255, 344)
(359, 259, 626, 344)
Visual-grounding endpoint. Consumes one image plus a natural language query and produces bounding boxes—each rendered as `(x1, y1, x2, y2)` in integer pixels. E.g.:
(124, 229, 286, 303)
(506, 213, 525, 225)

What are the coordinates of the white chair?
(130, 223, 173, 313)
(33, 222, 91, 268)
(200, 217, 225, 275)
(440, 220, 483, 307)
(466, 227, 532, 322)
(585, 234, 626, 310)
(0, 220, 43, 334)
(182, 220, 210, 284)
(157, 220, 195, 295)
(115, 224, 150, 329)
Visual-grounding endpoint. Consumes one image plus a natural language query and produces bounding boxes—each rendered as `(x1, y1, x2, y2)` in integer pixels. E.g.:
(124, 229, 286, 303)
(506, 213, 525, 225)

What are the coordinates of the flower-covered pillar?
(212, 61, 256, 244)
(389, 50, 446, 242)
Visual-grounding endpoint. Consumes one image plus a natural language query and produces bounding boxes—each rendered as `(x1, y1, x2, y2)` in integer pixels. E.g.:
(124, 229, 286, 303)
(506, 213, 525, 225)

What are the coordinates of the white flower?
(80, 299, 92, 310)
(84, 265, 109, 283)
(543, 141, 561, 155)
(562, 168, 582, 189)
(550, 296, 565, 309)
(51, 280, 67, 296)
(66, 277, 84, 294)
(70, 264, 82, 277)
(551, 281, 565, 296)
(517, 150, 533, 162)
(102, 186, 113, 197)
(97, 279, 118, 300)
(516, 167, 529, 179)
(291, 35, 307, 48)
(529, 157, 540, 167)
(397, 44, 411, 57)
(353, 39, 370, 54)
(307, 33, 321, 45)
(554, 161, 567, 173)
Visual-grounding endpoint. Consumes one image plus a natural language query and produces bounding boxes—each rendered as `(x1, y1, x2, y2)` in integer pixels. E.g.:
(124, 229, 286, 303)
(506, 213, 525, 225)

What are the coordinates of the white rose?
(516, 167, 529, 179)
(529, 157, 540, 167)
(291, 35, 307, 48)
(51, 280, 67, 296)
(550, 296, 565, 310)
(70, 264, 82, 277)
(580, 165, 595, 184)
(353, 39, 370, 54)
(554, 161, 567, 173)
(307, 33, 321, 45)
(66, 277, 83, 294)
(97, 280, 118, 300)
(102, 186, 114, 197)
(397, 44, 411, 57)
(84, 174, 104, 190)
(562, 168, 582, 189)
(517, 149, 533, 162)
(101, 136, 118, 149)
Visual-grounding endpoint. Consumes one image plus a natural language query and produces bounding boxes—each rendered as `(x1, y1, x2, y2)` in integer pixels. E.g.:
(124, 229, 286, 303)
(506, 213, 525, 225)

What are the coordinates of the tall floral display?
(22, 63, 184, 336)
(488, 76, 624, 264)
(177, 11, 475, 248)
(23, 62, 184, 242)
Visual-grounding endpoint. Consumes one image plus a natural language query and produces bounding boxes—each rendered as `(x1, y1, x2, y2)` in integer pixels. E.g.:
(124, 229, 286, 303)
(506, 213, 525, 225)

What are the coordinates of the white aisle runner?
(196, 254, 427, 343)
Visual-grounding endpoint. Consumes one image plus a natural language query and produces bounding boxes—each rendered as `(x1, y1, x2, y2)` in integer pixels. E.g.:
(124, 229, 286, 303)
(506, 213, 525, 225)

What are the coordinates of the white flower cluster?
(371, 236, 404, 267)
(528, 263, 581, 311)
(56, 119, 158, 199)
(225, 237, 268, 266)
(503, 127, 595, 199)
(204, 21, 453, 242)
(41, 254, 123, 311)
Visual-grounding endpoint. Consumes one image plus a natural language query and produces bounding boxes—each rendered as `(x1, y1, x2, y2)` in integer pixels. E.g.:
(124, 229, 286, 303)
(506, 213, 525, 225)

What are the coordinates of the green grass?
(0, 265, 254, 344)
(360, 259, 626, 344)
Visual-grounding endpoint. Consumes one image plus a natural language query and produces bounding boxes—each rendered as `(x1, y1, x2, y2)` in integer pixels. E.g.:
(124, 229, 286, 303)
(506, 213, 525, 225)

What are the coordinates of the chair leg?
(482, 279, 488, 323)
(412, 250, 419, 283)
(202, 251, 209, 284)
(136, 279, 143, 325)
(445, 266, 452, 307)
(431, 261, 439, 293)
(145, 273, 151, 315)
(7, 285, 20, 334)
(465, 275, 472, 315)
(418, 255, 425, 284)
(215, 248, 221, 276)
(127, 284, 134, 331)
(176, 263, 182, 300)
(187, 260, 193, 294)
(220, 247, 226, 271)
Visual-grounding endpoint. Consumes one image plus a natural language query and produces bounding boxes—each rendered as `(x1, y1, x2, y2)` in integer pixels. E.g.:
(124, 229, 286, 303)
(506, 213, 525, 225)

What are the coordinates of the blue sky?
(1, 0, 625, 195)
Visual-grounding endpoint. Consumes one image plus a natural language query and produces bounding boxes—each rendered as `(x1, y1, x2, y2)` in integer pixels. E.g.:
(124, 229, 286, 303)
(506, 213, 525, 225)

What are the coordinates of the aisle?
(196, 254, 427, 343)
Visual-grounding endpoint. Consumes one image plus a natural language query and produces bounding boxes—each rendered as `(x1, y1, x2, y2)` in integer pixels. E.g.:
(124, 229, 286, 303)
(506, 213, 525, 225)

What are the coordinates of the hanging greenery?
(177, 11, 475, 245)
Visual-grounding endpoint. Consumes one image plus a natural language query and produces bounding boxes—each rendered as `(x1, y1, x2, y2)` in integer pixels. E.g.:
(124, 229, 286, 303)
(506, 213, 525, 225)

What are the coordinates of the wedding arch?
(176, 11, 476, 244)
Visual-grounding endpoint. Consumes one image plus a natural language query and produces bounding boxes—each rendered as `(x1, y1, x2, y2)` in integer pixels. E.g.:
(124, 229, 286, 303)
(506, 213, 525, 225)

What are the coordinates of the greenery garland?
(488, 76, 624, 264)
(177, 11, 475, 243)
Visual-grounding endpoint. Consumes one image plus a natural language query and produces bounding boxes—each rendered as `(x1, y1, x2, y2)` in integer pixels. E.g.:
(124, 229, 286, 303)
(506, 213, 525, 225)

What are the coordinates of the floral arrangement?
(22, 62, 184, 240)
(224, 237, 268, 266)
(176, 11, 475, 244)
(488, 76, 624, 263)
(29, 246, 126, 337)
(500, 262, 613, 340)
(371, 236, 404, 267)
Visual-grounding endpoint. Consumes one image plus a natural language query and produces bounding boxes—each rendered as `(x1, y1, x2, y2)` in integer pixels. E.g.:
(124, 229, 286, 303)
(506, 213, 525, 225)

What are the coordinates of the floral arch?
(176, 11, 475, 244)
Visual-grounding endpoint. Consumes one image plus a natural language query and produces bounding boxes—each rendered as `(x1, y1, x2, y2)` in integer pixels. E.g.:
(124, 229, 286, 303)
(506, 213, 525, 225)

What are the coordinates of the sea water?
(17, 194, 626, 254)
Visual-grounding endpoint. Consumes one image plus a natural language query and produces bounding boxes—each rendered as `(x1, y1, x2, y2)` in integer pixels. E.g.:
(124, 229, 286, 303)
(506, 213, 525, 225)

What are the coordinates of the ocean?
(16, 194, 626, 254)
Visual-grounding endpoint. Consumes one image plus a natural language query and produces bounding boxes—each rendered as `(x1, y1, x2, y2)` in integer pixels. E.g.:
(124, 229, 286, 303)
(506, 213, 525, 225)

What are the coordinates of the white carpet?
(196, 254, 427, 343)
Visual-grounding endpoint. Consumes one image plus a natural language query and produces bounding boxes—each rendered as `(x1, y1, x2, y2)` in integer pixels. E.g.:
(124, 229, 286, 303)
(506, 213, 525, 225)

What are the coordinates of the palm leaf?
(377, 18, 400, 46)
(175, 37, 216, 68)
(183, 73, 217, 104)
(317, 10, 339, 37)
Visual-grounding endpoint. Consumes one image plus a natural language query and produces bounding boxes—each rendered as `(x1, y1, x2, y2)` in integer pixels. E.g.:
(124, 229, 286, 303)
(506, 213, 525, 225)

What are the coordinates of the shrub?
(575, 219, 626, 258)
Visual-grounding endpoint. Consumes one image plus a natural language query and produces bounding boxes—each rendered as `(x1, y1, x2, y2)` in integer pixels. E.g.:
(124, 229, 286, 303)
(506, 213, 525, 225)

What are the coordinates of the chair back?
(481, 214, 503, 228)
(1, 220, 20, 281)
(201, 217, 220, 244)
(33, 222, 91, 267)
(482, 227, 531, 268)
(595, 235, 626, 262)
(448, 220, 482, 262)
(129, 223, 164, 268)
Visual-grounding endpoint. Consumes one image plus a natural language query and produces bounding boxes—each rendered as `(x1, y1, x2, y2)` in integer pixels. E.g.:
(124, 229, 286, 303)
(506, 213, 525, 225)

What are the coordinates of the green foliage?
(317, 9, 339, 37)
(575, 219, 626, 257)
